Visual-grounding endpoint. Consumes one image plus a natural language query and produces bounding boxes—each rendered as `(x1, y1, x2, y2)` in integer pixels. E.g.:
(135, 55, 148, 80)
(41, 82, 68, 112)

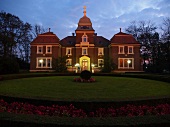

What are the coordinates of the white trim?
(82, 33, 88, 42)
(98, 48, 104, 55)
(82, 47, 88, 55)
(118, 58, 134, 69)
(98, 59, 104, 67)
(46, 45, 52, 54)
(128, 46, 134, 54)
(36, 57, 52, 68)
(118, 46, 124, 54)
(66, 48, 72, 55)
(37, 46, 43, 54)
(66, 59, 72, 66)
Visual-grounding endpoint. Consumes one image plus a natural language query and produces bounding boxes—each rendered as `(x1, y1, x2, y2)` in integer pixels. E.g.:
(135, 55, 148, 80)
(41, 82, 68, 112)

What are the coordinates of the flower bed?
(1, 99, 170, 118)
(73, 77, 96, 83)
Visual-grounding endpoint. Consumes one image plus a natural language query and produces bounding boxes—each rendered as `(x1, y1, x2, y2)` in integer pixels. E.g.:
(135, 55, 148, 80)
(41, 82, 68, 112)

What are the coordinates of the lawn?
(0, 76, 170, 101)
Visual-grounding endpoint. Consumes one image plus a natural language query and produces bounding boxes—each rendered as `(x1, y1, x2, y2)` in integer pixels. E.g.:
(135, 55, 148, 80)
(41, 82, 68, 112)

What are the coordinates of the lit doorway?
(82, 59, 88, 70)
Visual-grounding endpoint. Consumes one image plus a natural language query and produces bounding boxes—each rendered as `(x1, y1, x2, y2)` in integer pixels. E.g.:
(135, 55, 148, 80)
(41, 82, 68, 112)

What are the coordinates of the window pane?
(124, 59, 128, 67)
(119, 59, 123, 67)
(83, 38, 86, 42)
(43, 59, 46, 67)
(47, 59, 51, 67)
(128, 59, 132, 67)
(47, 47, 51, 52)
(129, 47, 133, 53)
(119, 47, 124, 53)
(83, 49, 86, 54)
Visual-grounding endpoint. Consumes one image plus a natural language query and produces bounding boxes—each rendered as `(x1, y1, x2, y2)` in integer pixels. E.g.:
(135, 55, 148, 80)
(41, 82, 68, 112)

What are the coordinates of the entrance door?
(82, 59, 88, 70)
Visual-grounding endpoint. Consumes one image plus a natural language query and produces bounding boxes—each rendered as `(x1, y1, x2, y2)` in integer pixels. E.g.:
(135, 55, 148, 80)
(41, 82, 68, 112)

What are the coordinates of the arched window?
(82, 34, 88, 42)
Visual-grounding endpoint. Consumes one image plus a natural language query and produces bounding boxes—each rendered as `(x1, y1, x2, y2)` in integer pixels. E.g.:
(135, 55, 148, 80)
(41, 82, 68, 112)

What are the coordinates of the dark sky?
(0, 0, 170, 39)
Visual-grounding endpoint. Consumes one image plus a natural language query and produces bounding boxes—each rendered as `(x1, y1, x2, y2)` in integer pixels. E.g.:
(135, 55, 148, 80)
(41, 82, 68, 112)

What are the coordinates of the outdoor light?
(91, 63, 95, 67)
(39, 59, 43, 63)
(75, 63, 80, 67)
(127, 60, 131, 64)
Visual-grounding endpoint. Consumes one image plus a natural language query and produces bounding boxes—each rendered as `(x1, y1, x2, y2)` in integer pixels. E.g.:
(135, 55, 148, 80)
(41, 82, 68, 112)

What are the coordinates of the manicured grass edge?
(0, 73, 170, 83)
(0, 112, 170, 127)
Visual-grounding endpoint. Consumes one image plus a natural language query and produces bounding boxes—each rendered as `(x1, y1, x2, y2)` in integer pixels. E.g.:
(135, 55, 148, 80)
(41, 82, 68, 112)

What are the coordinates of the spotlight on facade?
(75, 63, 80, 67)
(91, 63, 95, 67)
(39, 59, 43, 63)
(127, 60, 131, 64)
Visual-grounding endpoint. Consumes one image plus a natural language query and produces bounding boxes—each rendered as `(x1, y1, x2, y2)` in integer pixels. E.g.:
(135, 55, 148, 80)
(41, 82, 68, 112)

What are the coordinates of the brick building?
(30, 6, 142, 72)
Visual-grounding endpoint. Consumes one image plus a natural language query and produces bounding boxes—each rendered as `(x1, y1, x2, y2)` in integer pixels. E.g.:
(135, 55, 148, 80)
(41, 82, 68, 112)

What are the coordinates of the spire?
(83, 6, 86, 16)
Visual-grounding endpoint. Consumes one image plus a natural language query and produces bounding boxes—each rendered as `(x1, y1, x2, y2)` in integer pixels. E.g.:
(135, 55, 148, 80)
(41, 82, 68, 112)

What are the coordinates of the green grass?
(0, 76, 170, 101)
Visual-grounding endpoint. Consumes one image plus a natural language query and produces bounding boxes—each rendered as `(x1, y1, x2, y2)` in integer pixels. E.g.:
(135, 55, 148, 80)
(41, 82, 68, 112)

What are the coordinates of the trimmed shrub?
(80, 70, 92, 80)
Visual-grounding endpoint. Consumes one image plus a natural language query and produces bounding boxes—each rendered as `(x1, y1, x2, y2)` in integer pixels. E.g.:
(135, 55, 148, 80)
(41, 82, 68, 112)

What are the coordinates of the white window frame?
(118, 46, 124, 54)
(98, 48, 104, 55)
(36, 57, 52, 68)
(98, 59, 104, 67)
(66, 48, 72, 55)
(128, 46, 134, 54)
(66, 59, 72, 66)
(82, 34, 88, 42)
(37, 46, 43, 54)
(46, 46, 52, 54)
(118, 58, 134, 69)
(82, 47, 88, 55)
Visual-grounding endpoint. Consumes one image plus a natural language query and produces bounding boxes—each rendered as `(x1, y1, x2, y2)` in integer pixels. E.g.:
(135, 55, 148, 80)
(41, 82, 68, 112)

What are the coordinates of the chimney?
(120, 28, 121, 32)
(49, 28, 51, 32)
(94, 33, 97, 36)
(72, 33, 75, 36)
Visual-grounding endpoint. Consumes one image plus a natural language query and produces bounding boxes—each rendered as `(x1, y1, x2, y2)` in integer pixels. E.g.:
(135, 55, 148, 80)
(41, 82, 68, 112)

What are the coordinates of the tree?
(53, 56, 68, 72)
(126, 20, 159, 72)
(160, 17, 170, 72)
(100, 56, 116, 73)
(32, 24, 46, 38)
(0, 11, 32, 73)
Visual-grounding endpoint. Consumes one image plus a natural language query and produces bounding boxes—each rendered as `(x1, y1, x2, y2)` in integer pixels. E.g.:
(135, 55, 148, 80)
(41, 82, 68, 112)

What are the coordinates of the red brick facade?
(30, 7, 142, 72)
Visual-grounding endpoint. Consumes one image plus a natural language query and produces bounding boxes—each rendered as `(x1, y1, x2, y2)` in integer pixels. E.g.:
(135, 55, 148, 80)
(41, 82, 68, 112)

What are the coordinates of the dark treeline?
(0, 11, 169, 74)
(125, 19, 170, 73)
(0, 11, 46, 74)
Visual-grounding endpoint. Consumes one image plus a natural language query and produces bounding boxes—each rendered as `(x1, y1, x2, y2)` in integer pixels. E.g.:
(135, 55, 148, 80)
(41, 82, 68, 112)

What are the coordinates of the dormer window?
(82, 34, 88, 42)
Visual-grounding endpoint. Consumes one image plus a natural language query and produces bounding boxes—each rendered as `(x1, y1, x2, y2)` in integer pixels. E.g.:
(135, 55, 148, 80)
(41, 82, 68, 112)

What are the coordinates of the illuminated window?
(98, 59, 104, 67)
(118, 46, 124, 54)
(82, 34, 88, 42)
(36, 57, 52, 68)
(82, 47, 88, 55)
(128, 46, 134, 54)
(98, 48, 104, 55)
(66, 48, 72, 55)
(118, 58, 134, 69)
(66, 59, 72, 66)
(37, 46, 43, 54)
(46, 46, 52, 54)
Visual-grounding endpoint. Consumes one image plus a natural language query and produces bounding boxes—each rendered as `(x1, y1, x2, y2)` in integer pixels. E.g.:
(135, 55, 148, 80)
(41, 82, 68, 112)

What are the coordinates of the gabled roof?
(110, 32, 139, 44)
(94, 36, 110, 47)
(60, 36, 76, 47)
(31, 32, 60, 44)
